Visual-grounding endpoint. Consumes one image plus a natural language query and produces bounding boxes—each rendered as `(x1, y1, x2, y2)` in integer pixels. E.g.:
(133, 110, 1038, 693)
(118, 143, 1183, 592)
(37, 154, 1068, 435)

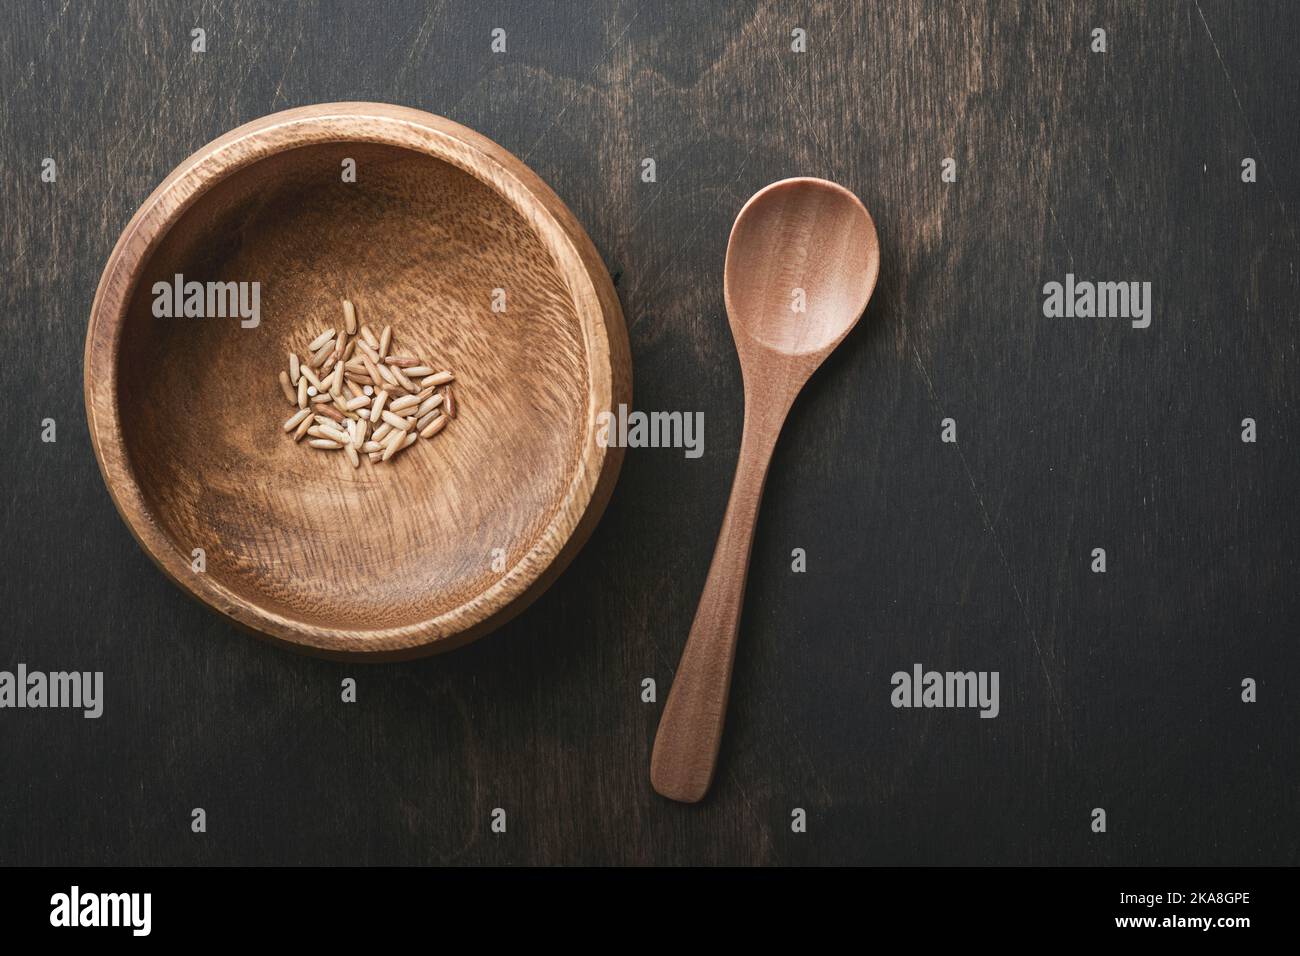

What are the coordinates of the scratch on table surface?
(625, 140, 760, 326)
(1192, 0, 1299, 251)
(725, 769, 776, 861)
(1048, 311, 1115, 647)
(771, 46, 833, 174)
(776, 701, 835, 806)
(908, 340, 1068, 730)
(1193, 0, 1253, 136)
(1048, 204, 1074, 272)
(0, 0, 72, 117)
(765, 0, 857, 179)
(624, 148, 698, 233)
(269, 36, 300, 108)
(520, 2, 644, 164)
(393, 1, 443, 90)
(89, 49, 202, 192)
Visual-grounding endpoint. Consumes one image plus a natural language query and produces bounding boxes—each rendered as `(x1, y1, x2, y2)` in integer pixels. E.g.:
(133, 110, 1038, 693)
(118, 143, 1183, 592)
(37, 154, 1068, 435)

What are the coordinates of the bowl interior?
(115, 141, 590, 635)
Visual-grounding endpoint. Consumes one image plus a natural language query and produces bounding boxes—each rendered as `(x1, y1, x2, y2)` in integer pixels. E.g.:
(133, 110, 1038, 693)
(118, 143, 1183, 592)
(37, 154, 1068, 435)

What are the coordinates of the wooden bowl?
(84, 103, 631, 659)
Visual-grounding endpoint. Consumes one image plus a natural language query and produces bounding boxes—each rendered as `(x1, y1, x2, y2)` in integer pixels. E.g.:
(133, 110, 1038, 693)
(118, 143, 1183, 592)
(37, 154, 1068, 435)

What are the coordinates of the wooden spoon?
(650, 177, 881, 803)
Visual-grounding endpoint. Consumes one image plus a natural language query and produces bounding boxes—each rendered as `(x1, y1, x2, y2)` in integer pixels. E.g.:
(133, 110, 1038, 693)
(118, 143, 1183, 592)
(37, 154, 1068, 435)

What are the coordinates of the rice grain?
(419, 414, 448, 439)
(381, 409, 414, 431)
(283, 407, 312, 432)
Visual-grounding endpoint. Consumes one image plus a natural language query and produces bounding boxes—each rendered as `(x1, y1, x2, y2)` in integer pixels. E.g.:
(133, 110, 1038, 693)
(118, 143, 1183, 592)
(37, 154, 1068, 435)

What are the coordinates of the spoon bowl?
(725, 178, 880, 360)
(651, 177, 880, 802)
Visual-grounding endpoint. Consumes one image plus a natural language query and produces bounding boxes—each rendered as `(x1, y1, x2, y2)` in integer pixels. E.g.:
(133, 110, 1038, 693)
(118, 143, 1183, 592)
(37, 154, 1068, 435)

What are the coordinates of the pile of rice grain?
(278, 298, 458, 467)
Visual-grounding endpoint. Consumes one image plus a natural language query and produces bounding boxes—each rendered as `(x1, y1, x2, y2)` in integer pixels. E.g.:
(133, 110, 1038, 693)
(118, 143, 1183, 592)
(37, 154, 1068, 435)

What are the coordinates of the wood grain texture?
(651, 178, 879, 802)
(84, 103, 631, 658)
(1, 0, 1297, 865)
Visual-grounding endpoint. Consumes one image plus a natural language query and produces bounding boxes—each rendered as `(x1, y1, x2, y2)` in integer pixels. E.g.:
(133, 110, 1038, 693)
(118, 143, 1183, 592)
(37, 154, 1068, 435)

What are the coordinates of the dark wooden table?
(1, 0, 1296, 866)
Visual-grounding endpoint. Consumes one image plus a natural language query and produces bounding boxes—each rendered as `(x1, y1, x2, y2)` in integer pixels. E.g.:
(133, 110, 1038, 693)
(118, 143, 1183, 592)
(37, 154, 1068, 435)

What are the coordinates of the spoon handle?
(651, 408, 783, 803)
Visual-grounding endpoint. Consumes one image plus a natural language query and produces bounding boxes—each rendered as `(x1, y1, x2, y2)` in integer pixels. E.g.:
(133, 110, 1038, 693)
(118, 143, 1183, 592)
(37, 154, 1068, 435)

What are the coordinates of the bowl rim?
(84, 102, 630, 659)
